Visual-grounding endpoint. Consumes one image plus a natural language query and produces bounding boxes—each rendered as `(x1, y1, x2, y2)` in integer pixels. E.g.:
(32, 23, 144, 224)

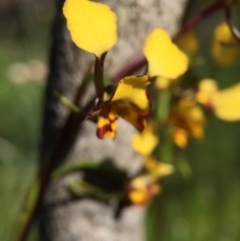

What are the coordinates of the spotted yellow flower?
(196, 78, 218, 106)
(128, 175, 161, 206)
(130, 121, 174, 205)
(128, 158, 174, 206)
(93, 75, 151, 139)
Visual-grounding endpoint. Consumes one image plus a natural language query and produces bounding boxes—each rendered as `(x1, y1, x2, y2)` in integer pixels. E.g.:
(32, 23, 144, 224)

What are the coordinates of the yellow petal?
(112, 75, 150, 110)
(113, 101, 147, 131)
(132, 122, 159, 156)
(63, 0, 117, 57)
(144, 28, 188, 79)
(213, 83, 240, 121)
(211, 22, 240, 66)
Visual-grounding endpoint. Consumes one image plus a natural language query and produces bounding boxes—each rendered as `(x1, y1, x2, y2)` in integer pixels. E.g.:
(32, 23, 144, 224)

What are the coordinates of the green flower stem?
(68, 181, 124, 202)
(94, 52, 107, 102)
(54, 91, 80, 113)
(176, 149, 192, 179)
(156, 91, 174, 163)
(156, 90, 170, 123)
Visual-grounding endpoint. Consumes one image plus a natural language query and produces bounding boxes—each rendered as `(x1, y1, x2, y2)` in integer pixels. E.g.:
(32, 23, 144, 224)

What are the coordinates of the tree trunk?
(39, 0, 188, 241)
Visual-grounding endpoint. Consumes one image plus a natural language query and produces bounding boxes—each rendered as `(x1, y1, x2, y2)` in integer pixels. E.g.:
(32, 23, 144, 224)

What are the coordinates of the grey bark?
(39, 0, 188, 241)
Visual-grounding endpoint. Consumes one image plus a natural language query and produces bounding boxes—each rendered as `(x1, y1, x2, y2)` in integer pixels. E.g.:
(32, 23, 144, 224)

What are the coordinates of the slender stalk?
(224, 5, 240, 42)
(94, 52, 107, 102)
(173, 0, 226, 40)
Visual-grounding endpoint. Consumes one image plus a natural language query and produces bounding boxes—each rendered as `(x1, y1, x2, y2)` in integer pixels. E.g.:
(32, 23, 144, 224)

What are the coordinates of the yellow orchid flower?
(211, 22, 240, 66)
(93, 75, 151, 139)
(196, 78, 218, 106)
(130, 124, 174, 206)
(169, 98, 205, 148)
(128, 158, 174, 206)
(144, 28, 189, 79)
(128, 175, 161, 206)
(213, 83, 240, 121)
(196, 79, 240, 121)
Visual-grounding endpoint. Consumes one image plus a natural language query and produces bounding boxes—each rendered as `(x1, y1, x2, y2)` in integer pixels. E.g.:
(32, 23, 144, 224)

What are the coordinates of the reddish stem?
(112, 0, 226, 84)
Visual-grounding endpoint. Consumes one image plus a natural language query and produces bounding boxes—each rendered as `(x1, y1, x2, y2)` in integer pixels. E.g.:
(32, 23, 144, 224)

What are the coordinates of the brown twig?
(111, 0, 226, 83)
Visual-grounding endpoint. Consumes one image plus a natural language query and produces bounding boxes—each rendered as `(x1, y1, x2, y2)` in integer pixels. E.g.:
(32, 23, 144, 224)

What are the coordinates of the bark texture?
(39, 0, 188, 241)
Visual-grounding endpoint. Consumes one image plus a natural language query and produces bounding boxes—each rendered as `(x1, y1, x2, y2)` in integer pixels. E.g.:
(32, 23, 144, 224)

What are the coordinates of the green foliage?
(53, 160, 127, 202)
(0, 40, 43, 241)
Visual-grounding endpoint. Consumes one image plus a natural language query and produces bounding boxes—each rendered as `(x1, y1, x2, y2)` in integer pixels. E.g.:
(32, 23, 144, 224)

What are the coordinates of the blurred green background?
(0, 0, 52, 240)
(1, 1, 240, 241)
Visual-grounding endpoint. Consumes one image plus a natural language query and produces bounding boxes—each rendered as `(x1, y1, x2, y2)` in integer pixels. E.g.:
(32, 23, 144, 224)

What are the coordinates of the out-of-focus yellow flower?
(63, 0, 117, 57)
(93, 75, 151, 139)
(128, 158, 174, 206)
(176, 30, 199, 56)
(144, 28, 189, 79)
(172, 128, 188, 148)
(211, 22, 240, 66)
(155, 76, 171, 89)
(132, 121, 159, 156)
(169, 98, 205, 148)
(128, 175, 161, 206)
(196, 79, 240, 121)
(213, 83, 240, 121)
(196, 78, 218, 105)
